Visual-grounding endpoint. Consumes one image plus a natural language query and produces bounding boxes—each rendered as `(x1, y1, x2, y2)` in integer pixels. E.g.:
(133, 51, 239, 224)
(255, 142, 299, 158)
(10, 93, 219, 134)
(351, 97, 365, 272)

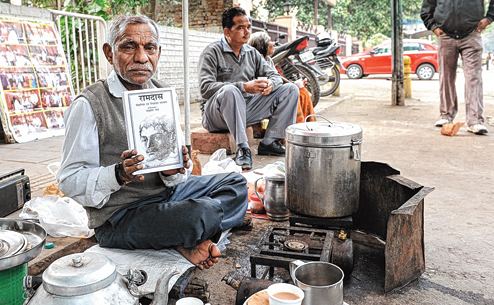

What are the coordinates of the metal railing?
(251, 19, 288, 44)
(49, 10, 108, 95)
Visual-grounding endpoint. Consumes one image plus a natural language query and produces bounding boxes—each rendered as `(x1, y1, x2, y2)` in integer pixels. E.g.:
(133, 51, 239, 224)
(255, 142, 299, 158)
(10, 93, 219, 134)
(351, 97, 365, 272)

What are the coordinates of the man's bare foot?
(177, 240, 221, 270)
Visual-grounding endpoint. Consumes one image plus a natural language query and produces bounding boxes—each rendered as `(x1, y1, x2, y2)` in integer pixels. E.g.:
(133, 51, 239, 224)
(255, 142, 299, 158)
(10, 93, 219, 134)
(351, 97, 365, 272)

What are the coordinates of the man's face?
(140, 125, 167, 160)
(225, 15, 251, 46)
(105, 23, 160, 86)
(267, 40, 275, 56)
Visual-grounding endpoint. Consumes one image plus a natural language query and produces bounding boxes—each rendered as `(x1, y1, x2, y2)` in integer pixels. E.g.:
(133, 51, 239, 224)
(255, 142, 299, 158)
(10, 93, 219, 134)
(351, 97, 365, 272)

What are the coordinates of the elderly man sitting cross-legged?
(57, 15, 248, 269)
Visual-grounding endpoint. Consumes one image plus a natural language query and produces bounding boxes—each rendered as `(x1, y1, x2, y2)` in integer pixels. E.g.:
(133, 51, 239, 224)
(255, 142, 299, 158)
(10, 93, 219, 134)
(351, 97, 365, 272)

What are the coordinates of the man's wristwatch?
(115, 162, 126, 186)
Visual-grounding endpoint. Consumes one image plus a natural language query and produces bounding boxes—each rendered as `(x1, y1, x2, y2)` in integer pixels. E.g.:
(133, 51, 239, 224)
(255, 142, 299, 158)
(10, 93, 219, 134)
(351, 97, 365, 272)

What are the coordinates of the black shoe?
(258, 140, 285, 156)
(234, 147, 252, 170)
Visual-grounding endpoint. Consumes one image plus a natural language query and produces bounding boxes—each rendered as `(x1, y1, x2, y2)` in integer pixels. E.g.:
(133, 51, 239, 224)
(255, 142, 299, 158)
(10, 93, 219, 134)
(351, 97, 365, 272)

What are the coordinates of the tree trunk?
(150, 0, 157, 20)
(391, 0, 404, 106)
(314, 0, 319, 26)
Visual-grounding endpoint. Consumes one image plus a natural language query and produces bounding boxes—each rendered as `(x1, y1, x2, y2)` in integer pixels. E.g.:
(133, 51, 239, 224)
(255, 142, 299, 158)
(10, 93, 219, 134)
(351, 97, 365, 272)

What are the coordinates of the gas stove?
(250, 225, 353, 279)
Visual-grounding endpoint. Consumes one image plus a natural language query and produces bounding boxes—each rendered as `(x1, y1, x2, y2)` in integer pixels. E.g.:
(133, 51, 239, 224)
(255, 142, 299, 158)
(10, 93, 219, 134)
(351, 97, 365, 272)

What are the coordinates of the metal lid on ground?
(42, 252, 117, 296)
(286, 116, 362, 147)
(0, 219, 46, 271)
(0, 230, 28, 258)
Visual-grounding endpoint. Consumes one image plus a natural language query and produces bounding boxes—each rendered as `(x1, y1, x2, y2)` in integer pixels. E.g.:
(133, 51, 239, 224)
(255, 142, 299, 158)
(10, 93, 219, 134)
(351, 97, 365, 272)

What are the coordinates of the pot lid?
(286, 121, 362, 147)
(0, 230, 28, 258)
(43, 252, 117, 296)
(264, 174, 285, 181)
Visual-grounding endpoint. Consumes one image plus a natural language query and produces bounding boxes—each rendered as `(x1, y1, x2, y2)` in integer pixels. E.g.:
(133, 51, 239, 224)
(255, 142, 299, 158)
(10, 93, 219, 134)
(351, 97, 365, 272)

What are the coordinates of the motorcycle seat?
(272, 36, 308, 58)
(313, 46, 331, 55)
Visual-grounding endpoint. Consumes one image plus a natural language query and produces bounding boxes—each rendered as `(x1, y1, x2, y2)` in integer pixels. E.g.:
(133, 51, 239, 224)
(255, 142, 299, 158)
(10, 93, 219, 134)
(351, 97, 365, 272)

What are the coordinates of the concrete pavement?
(318, 73, 494, 305)
(196, 70, 494, 305)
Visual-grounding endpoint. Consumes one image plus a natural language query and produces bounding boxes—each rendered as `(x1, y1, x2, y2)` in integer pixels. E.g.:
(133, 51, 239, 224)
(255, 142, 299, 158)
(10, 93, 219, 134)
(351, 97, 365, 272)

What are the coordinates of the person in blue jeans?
(57, 15, 248, 269)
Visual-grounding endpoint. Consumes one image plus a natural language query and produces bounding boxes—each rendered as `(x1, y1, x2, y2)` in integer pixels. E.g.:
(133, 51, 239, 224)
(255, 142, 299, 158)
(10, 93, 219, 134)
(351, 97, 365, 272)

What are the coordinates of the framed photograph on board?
(123, 87, 183, 175)
(0, 17, 73, 143)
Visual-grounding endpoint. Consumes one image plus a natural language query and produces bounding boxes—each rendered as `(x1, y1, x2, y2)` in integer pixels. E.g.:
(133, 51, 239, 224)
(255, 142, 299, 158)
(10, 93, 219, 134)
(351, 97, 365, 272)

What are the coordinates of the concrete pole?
(391, 0, 405, 106)
(183, 0, 191, 150)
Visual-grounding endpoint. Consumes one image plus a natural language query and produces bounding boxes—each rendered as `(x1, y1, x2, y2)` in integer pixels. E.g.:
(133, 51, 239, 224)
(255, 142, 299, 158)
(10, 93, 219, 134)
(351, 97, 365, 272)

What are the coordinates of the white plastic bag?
(202, 148, 242, 175)
(253, 161, 285, 178)
(20, 196, 93, 238)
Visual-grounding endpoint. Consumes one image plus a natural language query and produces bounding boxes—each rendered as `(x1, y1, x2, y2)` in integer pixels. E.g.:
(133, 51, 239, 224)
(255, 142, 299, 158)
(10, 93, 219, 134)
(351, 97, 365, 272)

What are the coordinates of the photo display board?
(0, 16, 73, 143)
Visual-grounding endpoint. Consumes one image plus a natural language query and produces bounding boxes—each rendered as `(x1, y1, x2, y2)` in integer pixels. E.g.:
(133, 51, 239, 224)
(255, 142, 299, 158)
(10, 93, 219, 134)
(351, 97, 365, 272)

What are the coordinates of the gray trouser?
(202, 83, 299, 145)
(439, 31, 484, 125)
(94, 173, 248, 249)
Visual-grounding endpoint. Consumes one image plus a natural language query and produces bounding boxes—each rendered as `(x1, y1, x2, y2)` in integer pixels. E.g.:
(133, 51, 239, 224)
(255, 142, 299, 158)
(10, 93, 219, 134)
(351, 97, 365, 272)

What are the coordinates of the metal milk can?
(285, 116, 362, 217)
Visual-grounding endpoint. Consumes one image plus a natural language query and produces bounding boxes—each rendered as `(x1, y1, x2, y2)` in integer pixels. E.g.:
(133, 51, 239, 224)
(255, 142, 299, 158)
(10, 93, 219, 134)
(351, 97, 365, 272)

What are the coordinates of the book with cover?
(123, 87, 183, 175)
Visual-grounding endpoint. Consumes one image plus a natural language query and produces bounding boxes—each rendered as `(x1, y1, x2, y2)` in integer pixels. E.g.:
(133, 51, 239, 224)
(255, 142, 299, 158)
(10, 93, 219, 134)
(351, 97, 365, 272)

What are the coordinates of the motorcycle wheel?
(283, 64, 321, 107)
(319, 65, 340, 97)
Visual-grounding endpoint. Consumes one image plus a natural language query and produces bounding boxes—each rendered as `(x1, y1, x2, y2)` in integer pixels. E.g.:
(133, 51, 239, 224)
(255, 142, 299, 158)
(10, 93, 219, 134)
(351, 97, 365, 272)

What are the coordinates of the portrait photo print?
(123, 87, 183, 174)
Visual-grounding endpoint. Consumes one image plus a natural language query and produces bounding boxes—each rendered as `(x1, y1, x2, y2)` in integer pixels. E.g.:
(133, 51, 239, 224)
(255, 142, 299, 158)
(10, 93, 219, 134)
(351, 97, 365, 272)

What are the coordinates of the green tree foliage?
(258, 0, 423, 41)
(26, 0, 150, 20)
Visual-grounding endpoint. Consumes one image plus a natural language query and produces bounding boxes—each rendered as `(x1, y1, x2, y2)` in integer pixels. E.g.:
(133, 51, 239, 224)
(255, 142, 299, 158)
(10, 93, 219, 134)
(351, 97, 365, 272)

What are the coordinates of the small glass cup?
(176, 297, 203, 305)
(267, 283, 304, 305)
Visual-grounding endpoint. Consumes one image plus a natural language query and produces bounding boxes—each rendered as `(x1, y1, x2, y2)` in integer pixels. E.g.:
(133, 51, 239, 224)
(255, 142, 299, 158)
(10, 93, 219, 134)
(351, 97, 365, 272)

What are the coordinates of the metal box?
(0, 169, 31, 217)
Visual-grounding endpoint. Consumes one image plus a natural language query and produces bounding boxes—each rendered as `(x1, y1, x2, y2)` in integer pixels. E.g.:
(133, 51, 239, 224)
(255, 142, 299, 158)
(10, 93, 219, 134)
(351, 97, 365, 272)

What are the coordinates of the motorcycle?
(308, 32, 342, 97)
(271, 35, 322, 107)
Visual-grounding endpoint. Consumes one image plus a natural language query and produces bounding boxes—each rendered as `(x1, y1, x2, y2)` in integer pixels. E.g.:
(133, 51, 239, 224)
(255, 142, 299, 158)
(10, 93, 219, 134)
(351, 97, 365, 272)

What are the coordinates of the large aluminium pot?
(28, 252, 140, 305)
(27, 252, 178, 305)
(285, 117, 362, 217)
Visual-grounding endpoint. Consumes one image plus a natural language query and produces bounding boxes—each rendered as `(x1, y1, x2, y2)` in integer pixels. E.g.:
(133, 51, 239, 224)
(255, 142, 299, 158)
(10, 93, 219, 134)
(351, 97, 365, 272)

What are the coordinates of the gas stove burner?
(250, 226, 335, 279)
(284, 239, 308, 252)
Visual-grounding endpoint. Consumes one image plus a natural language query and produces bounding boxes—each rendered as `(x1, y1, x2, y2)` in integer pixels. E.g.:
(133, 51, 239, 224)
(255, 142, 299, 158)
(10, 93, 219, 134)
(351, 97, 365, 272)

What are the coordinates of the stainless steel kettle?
(254, 175, 289, 221)
(27, 252, 178, 305)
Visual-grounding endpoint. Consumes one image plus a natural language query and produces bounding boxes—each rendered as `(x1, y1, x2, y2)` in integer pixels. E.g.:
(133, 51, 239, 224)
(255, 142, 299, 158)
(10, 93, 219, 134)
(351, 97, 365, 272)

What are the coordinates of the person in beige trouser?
(438, 32, 485, 131)
(421, 0, 493, 135)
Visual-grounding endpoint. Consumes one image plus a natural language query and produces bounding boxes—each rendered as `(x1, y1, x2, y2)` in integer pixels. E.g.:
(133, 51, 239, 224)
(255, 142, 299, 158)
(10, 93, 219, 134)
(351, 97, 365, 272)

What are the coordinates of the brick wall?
(156, 26, 221, 104)
(0, 3, 51, 21)
(155, 0, 234, 32)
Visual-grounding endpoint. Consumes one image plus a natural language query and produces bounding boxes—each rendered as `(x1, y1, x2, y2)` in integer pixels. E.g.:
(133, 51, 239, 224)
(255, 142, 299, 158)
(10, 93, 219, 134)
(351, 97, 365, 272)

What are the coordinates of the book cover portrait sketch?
(123, 87, 183, 175)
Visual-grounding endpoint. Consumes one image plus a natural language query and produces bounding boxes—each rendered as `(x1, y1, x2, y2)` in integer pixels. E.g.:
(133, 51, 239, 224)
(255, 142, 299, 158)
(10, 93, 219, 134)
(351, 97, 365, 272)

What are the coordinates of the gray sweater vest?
(79, 80, 169, 229)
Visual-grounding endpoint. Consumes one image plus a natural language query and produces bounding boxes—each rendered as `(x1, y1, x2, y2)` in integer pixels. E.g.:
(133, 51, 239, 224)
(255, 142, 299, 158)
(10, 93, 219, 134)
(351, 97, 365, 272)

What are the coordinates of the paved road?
(322, 70, 494, 305)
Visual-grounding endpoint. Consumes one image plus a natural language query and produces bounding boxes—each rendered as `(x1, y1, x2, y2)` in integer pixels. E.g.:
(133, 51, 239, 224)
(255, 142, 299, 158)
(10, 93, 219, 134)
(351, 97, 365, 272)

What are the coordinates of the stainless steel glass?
(290, 260, 344, 305)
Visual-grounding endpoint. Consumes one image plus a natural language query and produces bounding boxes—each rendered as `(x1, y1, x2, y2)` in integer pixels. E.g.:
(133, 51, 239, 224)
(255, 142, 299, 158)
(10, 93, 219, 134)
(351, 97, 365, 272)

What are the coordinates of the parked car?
(341, 39, 439, 80)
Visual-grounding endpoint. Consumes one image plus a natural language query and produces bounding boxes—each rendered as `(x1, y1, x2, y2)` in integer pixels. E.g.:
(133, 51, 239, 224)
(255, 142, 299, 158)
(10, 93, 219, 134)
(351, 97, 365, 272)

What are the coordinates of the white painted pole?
(183, 0, 191, 149)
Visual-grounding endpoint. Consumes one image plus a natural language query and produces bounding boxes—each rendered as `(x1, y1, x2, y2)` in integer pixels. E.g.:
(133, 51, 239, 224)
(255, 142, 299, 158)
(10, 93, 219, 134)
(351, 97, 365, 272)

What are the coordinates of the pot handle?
(305, 114, 333, 130)
(351, 138, 362, 161)
(254, 177, 264, 203)
(289, 260, 305, 283)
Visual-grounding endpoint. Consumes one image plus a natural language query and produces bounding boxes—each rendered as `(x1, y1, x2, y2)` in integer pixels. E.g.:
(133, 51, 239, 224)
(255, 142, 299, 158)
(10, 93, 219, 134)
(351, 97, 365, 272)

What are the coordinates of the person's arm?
(487, 0, 494, 22)
(57, 97, 121, 208)
(257, 54, 282, 92)
(420, 0, 438, 31)
(477, 0, 494, 33)
(198, 48, 244, 99)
